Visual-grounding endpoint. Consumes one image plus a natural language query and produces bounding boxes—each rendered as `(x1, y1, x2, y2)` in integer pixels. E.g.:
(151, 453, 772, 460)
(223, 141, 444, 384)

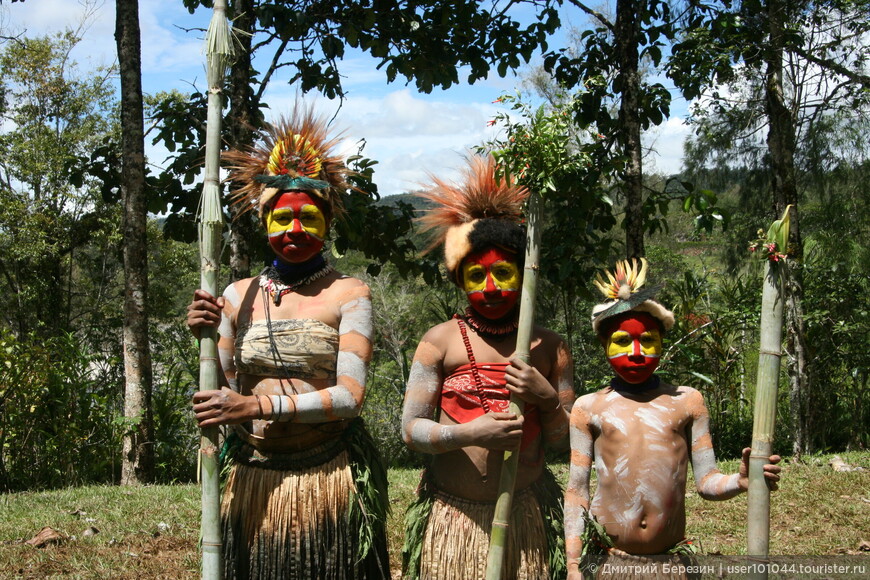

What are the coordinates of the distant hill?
(375, 192, 433, 213)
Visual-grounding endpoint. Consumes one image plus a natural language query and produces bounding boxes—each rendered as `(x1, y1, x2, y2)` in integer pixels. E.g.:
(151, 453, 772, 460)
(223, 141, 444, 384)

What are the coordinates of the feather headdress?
(591, 258, 674, 335)
(416, 154, 529, 284)
(222, 106, 349, 220)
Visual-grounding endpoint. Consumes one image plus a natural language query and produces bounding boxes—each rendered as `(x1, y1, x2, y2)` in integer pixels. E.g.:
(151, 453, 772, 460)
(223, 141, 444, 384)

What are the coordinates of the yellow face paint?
(265, 191, 328, 263)
(606, 328, 662, 359)
(461, 247, 521, 320)
(603, 313, 663, 384)
(461, 259, 520, 294)
(266, 203, 327, 241)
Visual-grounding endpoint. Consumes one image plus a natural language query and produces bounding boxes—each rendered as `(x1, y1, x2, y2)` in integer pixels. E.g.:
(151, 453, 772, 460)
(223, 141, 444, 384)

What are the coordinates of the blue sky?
(1, 0, 690, 197)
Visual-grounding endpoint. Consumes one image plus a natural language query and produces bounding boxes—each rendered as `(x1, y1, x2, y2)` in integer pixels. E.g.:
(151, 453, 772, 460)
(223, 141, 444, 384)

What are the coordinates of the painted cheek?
(640, 333, 662, 357)
(461, 248, 521, 319)
(297, 207, 327, 240)
(609, 355, 659, 384)
(605, 325, 661, 384)
(489, 262, 520, 292)
(462, 264, 488, 294)
(606, 332, 634, 359)
(266, 213, 324, 263)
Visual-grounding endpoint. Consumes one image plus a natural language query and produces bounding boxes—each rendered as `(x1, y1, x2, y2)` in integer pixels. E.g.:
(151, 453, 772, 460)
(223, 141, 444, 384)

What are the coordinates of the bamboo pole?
(747, 206, 791, 578)
(199, 2, 233, 578)
(485, 192, 542, 580)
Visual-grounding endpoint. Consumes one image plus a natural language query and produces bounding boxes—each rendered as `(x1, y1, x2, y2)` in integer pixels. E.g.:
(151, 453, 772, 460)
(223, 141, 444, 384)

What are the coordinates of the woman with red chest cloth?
(186, 107, 389, 579)
(401, 155, 575, 580)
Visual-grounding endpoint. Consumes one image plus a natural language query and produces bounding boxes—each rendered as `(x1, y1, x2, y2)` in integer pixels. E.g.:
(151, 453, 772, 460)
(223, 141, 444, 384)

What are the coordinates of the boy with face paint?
(185, 108, 389, 579)
(564, 259, 782, 579)
(401, 156, 574, 580)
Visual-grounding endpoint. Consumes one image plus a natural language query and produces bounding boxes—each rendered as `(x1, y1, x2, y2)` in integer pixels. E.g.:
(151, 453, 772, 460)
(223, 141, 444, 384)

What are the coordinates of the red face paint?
(265, 191, 327, 263)
(461, 247, 521, 320)
(604, 312, 662, 384)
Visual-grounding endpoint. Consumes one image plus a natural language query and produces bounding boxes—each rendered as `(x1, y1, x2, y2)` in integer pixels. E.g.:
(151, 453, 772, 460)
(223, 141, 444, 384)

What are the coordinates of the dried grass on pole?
(198, 2, 234, 578)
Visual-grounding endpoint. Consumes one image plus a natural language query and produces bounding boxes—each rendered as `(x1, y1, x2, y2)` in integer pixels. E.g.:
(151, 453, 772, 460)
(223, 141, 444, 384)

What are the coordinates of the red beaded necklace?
(455, 307, 519, 338)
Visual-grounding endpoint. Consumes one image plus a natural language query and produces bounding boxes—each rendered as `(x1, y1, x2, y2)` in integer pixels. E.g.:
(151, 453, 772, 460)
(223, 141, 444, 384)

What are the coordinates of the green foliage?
(0, 32, 121, 338)
(543, 0, 676, 133)
(183, 0, 560, 97)
(0, 329, 121, 491)
(150, 324, 201, 484)
(482, 91, 617, 295)
(660, 268, 767, 457)
(800, 262, 870, 451)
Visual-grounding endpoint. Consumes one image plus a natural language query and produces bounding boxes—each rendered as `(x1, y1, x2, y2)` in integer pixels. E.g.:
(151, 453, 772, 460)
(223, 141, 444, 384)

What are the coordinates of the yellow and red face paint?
(265, 191, 327, 263)
(604, 312, 662, 384)
(461, 247, 520, 320)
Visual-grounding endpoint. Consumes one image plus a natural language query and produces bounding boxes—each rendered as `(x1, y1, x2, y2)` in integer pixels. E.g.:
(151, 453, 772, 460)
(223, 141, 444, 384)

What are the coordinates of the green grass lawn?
(1, 452, 868, 579)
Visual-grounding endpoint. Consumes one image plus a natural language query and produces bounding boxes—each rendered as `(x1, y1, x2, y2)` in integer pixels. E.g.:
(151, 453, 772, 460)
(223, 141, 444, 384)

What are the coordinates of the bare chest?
(235, 284, 341, 330)
(589, 393, 691, 448)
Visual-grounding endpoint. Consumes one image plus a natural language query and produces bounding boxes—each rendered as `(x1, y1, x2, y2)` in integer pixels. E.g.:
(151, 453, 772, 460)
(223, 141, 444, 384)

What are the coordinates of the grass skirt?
(221, 419, 390, 579)
(402, 468, 564, 580)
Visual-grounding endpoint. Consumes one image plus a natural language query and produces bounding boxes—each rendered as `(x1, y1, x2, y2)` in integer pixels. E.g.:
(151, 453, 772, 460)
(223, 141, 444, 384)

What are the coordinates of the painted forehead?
(601, 311, 662, 337)
(268, 190, 325, 212)
(464, 246, 518, 267)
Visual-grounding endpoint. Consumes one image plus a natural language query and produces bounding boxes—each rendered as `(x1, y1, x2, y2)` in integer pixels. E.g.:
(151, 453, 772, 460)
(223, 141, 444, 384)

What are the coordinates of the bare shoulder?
(420, 318, 458, 345)
(225, 276, 257, 295)
(573, 389, 607, 412)
(533, 324, 568, 346)
(411, 319, 455, 366)
(668, 383, 707, 415)
(673, 384, 703, 401)
(222, 277, 257, 309)
(329, 272, 371, 300)
(532, 325, 571, 364)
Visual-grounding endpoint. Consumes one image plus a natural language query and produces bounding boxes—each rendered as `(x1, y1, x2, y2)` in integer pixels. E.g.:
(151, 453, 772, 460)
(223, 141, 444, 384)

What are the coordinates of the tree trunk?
(116, 0, 154, 485)
(785, 267, 810, 457)
(764, 0, 810, 459)
(616, 0, 645, 258)
(226, 0, 260, 281)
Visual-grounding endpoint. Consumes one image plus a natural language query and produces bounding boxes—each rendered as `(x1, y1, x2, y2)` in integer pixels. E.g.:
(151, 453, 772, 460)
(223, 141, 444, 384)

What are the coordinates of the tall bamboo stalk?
(485, 192, 542, 580)
(747, 206, 791, 575)
(199, 2, 233, 578)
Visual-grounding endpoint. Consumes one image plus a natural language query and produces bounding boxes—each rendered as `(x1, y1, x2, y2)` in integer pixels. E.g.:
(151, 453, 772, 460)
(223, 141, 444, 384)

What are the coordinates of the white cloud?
(261, 85, 505, 196)
(644, 115, 691, 176)
(138, 3, 206, 79)
(2, 0, 688, 194)
(328, 90, 504, 195)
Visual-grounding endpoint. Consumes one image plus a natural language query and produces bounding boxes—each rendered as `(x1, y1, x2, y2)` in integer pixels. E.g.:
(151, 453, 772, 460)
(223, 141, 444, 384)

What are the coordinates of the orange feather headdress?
(222, 106, 350, 221)
(416, 154, 529, 284)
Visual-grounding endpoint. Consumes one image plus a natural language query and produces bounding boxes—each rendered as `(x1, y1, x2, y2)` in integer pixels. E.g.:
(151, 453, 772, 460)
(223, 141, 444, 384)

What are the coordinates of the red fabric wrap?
(441, 363, 541, 451)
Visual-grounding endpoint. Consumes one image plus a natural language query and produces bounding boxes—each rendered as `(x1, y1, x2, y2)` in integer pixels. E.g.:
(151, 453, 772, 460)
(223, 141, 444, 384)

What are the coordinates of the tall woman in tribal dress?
(400, 155, 575, 580)
(186, 108, 389, 580)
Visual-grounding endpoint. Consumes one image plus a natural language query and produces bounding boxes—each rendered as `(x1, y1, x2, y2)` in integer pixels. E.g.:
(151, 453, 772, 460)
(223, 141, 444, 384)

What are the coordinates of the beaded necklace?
(259, 255, 333, 306)
(455, 307, 519, 338)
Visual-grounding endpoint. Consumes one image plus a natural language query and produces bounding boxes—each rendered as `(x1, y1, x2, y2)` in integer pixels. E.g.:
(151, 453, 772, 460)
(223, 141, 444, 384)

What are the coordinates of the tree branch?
(255, 37, 290, 102)
(791, 45, 870, 88)
(566, 0, 614, 33)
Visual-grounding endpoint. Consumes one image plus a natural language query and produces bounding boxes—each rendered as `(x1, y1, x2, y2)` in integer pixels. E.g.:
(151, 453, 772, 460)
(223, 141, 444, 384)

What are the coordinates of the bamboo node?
(759, 349, 782, 357)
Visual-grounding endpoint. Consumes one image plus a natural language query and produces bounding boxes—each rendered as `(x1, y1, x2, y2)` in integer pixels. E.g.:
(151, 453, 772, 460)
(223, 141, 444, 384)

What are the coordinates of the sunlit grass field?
(2, 452, 868, 578)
